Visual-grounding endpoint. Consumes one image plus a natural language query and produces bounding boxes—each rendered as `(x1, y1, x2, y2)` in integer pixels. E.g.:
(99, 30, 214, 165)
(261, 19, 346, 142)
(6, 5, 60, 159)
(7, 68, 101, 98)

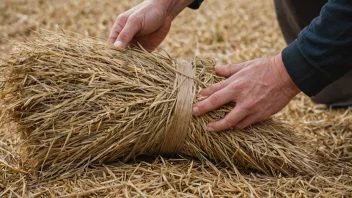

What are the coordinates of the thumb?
(114, 17, 141, 48)
(215, 62, 247, 77)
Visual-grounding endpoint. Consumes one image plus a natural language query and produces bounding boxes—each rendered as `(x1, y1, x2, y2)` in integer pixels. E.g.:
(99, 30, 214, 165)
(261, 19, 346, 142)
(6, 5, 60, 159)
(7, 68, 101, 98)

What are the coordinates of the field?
(1, 0, 352, 197)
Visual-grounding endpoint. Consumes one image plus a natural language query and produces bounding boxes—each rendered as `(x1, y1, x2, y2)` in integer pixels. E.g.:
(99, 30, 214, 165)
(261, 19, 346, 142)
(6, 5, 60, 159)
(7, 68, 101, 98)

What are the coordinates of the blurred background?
(0, 0, 285, 62)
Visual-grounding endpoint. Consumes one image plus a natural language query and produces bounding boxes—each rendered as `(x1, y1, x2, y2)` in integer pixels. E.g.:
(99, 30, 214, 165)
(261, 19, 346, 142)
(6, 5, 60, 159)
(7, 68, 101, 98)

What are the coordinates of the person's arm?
(282, 0, 352, 96)
(188, 0, 204, 9)
(108, 0, 194, 51)
(193, 0, 352, 132)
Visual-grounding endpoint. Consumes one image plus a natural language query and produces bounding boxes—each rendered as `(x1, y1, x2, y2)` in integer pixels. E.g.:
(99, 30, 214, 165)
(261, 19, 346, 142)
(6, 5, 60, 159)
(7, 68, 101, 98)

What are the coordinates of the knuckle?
(116, 22, 125, 31)
(232, 80, 247, 90)
(118, 33, 129, 41)
(196, 101, 207, 110)
(209, 82, 223, 92)
(218, 81, 226, 88)
(114, 15, 128, 31)
(196, 103, 205, 114)
(223, 117, 238, 127)
(207, 85, 217, 93)
(242, 101, 256, 111)
(128, 15, 142, 24)
(116, 15, 127, 25)
(209, 94, 221, 106)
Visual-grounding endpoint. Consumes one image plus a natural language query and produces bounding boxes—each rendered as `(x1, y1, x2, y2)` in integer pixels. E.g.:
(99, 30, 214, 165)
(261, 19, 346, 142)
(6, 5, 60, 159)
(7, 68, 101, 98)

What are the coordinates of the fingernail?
(114, 40, 123, 47)
(207, 126, 215, 132)
(192, 107, 199, 115)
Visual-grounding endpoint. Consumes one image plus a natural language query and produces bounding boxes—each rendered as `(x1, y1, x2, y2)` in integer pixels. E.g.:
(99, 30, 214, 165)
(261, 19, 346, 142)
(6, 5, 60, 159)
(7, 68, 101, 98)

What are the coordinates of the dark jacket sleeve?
(282, 0, 352, 96)
(188, 0, 204, 9)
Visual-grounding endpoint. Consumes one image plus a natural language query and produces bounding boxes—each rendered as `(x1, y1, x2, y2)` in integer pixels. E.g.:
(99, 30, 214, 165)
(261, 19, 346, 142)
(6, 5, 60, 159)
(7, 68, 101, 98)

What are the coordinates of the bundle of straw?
(0, 33, 316, 178)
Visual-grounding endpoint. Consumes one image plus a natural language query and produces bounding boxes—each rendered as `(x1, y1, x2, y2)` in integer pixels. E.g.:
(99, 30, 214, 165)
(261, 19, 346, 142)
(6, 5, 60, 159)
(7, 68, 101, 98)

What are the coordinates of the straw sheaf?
(0, 33, 317, 178)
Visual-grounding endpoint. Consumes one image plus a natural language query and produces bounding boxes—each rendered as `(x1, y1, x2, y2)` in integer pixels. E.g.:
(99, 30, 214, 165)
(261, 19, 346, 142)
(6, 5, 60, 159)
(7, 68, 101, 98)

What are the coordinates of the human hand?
(193, 53, 300, 132)
(108, 0, 192, 51)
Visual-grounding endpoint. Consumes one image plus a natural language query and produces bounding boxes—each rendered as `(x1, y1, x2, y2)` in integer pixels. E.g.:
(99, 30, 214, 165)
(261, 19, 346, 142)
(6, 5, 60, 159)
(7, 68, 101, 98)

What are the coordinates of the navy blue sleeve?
(188, 0, 204, 9)
(282, 0, 352, 96)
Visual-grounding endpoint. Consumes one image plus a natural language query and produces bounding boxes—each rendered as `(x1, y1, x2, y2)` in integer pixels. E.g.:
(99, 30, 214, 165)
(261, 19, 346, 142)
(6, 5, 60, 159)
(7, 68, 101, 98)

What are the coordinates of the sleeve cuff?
(282, 41, 333, 97)
(188, 0, 203, 9)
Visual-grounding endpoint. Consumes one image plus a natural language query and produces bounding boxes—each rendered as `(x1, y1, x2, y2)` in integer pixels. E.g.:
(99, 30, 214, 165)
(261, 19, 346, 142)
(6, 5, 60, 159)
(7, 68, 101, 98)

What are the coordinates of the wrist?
(271, 53, 301, 98)
(151, 0, 193, 19)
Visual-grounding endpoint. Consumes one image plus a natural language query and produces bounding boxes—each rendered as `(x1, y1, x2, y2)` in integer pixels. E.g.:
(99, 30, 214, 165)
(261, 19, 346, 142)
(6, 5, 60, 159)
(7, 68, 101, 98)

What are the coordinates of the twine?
(158, 60, 196, 154)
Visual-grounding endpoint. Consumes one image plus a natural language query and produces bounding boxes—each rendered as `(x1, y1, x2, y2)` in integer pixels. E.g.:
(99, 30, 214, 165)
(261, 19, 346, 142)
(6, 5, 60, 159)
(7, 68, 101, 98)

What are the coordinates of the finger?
(207, 107, 248, 132)
(193, 86, 235, 116)
(199, 79, 231, 96)
(236, 114, 269, 129)
(115, 16, 142, 48)
(235, 115, 256, 130)
(108, 15, 128, 45)
(215, 62, 247, 77)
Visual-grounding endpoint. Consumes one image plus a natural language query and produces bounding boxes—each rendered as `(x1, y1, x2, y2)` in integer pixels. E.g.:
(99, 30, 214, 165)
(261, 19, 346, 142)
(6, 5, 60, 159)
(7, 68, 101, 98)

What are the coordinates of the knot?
(158, 60, 196, 154)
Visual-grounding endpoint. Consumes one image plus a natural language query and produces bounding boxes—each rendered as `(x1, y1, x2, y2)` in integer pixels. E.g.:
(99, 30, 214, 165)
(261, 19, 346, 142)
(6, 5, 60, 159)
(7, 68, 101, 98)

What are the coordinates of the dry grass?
(0, 0, 351, 197)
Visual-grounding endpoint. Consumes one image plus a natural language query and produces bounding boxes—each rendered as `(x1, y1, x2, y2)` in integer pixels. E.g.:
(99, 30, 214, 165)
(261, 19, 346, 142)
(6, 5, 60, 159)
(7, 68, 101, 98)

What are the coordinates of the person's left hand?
(192, 53, 301, 132)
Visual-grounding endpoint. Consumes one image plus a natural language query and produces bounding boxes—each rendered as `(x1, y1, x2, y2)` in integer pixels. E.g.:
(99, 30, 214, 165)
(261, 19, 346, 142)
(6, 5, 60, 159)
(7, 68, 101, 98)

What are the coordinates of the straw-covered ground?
(0, 0, 351, 197)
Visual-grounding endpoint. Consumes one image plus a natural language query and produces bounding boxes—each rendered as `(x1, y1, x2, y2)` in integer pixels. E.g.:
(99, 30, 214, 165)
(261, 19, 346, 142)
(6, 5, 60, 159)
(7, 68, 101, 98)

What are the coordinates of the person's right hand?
(108, 0, 189, 52)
